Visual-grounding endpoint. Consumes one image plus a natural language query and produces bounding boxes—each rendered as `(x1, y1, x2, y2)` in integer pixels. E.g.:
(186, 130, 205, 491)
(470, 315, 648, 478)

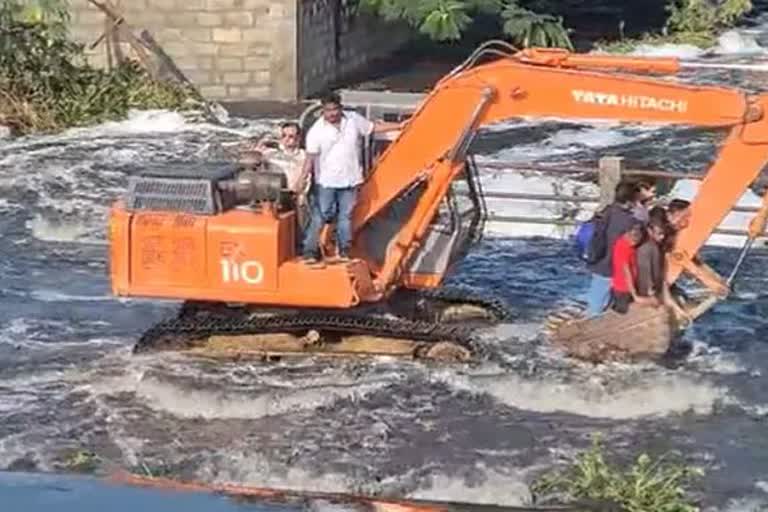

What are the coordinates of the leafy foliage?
(11, 1, 70, 25)
(358, 0, 572, 48)
(532, 436, 704, 512)
(598, 0, 752, 52)
(0, 0, 195, 134)
(665, 0, 752, 34)
(359, 0, 752, 53)
(501, 3, 571, 49)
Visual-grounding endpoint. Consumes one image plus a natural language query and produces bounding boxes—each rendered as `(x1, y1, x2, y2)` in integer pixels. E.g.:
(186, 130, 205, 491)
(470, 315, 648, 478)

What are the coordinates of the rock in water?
(544, 304, 680, 363)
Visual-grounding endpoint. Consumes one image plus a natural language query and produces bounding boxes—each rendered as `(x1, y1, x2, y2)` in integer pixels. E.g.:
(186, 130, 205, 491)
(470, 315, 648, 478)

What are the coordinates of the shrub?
(0, 0, 195, 134)
(532, 435, 704, 512)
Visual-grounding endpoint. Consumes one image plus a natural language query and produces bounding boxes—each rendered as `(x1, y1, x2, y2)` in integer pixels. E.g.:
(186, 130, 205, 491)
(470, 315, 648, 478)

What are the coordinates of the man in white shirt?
(298, 91, 401, 266)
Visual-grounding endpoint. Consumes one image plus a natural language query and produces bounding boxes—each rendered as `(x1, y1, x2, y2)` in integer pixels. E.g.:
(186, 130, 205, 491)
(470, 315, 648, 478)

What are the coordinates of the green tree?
(664, 0, 751, 35)
(357, 0, 573, 49)
(11, 0, 71, 36)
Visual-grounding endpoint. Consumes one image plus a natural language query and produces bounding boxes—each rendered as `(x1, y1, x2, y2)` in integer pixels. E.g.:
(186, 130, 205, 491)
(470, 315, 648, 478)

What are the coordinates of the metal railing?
(467, 156, 763, 238)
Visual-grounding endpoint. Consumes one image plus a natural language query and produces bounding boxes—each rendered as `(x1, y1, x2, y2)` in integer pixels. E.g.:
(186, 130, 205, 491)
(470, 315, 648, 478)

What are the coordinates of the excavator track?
(132, 286, 510, 362)
(413, 286, 512, 322)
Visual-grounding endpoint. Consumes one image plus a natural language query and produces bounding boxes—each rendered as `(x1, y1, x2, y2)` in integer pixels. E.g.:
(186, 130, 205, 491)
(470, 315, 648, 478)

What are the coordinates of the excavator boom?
(353, 47, 768, 298)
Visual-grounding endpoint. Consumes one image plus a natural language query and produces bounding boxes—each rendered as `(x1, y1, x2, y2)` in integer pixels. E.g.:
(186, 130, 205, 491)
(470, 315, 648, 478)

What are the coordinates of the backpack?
(574, 220, 595, 261)
(576, 206, 611, 264)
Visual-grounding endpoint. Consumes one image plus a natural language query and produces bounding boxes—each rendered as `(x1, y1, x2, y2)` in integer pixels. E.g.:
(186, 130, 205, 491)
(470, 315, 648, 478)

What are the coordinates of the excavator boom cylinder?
(515, 47, 682, 74)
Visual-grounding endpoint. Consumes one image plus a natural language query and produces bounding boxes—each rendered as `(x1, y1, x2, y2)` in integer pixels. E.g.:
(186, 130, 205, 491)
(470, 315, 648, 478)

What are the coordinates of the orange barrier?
(106, 470, 588, 512)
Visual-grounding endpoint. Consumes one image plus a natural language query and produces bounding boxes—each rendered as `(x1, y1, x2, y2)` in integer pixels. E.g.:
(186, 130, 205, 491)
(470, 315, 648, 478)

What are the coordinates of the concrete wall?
(67, 0, 409, 102)
(297, 0, 409, 97)
(68, 0, 298, 101)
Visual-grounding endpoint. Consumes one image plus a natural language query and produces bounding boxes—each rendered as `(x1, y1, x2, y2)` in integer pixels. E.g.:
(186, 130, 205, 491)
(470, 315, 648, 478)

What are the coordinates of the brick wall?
(67, 0, 409, 101)
(68, 0, 297, 101)
(297, 0, 409, 98)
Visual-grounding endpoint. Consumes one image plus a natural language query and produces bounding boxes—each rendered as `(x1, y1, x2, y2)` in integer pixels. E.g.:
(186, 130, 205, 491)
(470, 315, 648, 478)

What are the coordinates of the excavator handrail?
(443, 39, 521, 79)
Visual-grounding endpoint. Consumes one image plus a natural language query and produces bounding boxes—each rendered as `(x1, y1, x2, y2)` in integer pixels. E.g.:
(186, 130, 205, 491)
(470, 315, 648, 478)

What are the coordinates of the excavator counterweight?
(109, 43, 768, 363)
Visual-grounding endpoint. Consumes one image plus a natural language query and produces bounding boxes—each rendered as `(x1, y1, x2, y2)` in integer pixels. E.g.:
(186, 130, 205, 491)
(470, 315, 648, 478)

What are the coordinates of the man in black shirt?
(585, 181, 639, 317)
(636, 215, 666, 299)
(637, 209, 692, 321)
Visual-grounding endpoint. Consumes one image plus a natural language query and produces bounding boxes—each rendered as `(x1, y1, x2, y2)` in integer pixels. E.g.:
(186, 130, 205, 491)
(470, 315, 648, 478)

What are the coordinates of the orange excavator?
(108, 41, 768, 362)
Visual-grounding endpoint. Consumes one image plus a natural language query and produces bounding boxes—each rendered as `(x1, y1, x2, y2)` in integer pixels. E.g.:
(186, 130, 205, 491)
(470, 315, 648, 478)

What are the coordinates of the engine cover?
(125, 161, 238, 215)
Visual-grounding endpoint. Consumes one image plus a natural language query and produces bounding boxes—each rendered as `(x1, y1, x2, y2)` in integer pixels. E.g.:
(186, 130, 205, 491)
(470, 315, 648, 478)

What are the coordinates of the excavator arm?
(352, 45, 768, 309)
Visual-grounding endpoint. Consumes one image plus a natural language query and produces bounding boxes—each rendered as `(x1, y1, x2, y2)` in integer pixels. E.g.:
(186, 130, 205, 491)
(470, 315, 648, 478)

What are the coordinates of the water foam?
(478, 168, 599, 238)
(719, 496, 768, 512)
(0, 435, 40, 470)
(433, 370, 727, 419)
(28, 290, 116, 303)
(713, 30, 766, 55)
(617, 28, 765, 59)
(65, 109, 192, 136)
(200, 456, 360, 494)
(26, 215, 99, 244)
(484, 124, 652, 163)
(630, 43, 706, 59)
(83, 367, 396, 420)
(0, 109, 276, 247)
(202, 456, 534, 507)
(409, 467, 532, 506)
(685, 340, 749, 376)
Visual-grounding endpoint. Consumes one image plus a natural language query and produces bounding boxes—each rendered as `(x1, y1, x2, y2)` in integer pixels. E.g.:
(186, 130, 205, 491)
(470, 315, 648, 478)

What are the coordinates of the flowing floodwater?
(5, 20, 768, 512)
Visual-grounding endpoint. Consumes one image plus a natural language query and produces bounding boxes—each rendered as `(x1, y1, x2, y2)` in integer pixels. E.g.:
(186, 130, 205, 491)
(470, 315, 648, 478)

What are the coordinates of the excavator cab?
(109, 91, 503, 362)
(297, 91, 489, 286)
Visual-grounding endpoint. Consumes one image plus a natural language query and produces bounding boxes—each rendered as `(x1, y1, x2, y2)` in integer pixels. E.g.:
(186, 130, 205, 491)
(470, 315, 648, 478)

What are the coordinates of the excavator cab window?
(357, 154, 487, 278)
(364, 111, 411, 175)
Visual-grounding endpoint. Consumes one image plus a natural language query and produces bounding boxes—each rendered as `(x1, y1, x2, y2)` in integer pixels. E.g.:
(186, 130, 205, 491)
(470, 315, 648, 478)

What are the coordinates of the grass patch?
(56, 449, 101, 474)
(532, 436, 704, 512)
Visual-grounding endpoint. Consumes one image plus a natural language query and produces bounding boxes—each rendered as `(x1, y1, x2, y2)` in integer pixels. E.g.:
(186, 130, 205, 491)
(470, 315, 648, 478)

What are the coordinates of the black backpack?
(584, 205, 612, 265)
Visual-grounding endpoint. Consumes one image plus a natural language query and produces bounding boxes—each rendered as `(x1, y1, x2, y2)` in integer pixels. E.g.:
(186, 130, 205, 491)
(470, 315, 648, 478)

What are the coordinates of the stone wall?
(297, 0, 409, 98)
(67, 0, 409, 101)
(68, 0, 297, 101)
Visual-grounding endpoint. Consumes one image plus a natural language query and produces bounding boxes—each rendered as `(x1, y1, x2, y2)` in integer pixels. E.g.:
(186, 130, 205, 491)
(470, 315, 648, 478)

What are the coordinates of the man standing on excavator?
(298, 91, 401, 266)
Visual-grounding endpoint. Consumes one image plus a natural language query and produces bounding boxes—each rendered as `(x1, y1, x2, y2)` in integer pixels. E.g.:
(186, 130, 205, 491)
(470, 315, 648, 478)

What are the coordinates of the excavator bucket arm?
(353, 48, 768, 304)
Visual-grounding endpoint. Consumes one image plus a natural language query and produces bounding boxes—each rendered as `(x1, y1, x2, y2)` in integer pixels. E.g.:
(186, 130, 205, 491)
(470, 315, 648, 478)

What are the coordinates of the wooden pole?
(598, 156, 624, 209)
(87, 0, 154, 73)
(103, 14, 114, 70)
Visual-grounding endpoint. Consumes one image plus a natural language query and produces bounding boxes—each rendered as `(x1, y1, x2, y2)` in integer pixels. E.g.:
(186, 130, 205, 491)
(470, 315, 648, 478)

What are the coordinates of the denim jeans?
(301, 185, 358, 258)
(585, 273, 612, 317)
